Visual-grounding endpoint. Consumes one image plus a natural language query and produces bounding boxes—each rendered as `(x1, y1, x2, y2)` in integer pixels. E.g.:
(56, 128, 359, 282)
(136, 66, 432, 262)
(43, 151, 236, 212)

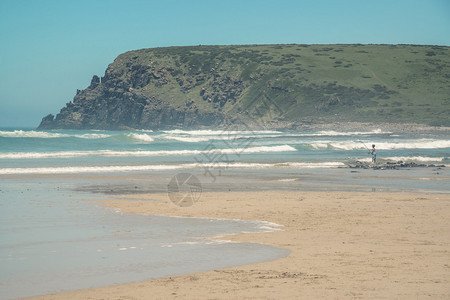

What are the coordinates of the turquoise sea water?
(0, 127, 449, 298)
(0, 127, 448, 174)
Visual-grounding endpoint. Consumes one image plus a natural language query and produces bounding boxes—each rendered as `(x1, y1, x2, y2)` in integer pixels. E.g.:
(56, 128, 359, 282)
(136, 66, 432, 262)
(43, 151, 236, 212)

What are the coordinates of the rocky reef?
(347, 160, 446, 170)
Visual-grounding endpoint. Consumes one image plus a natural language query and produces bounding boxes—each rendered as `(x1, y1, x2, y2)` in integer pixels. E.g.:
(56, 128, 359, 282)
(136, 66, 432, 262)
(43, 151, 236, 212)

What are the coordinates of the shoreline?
(28, 190, 450, 299)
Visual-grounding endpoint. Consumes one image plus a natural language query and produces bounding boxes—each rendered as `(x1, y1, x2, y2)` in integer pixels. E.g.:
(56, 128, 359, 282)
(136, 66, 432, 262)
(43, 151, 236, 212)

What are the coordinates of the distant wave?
(0, 130, 160, 143)
(0, 130, 111, 139)
(162, 133, 279, 143)
(309, 139, 450, 150)
(0, 130, 69, 138)
(0, 161, 345, 174)
(162, 129, 282, 135)
(314, 129, 391, 136)
(0, 145, 296, 159)
(160, 129, 391, 143)
(76, 133, 111, 139)
(163, 135, 213, 143)
(126, 133, 154, 143)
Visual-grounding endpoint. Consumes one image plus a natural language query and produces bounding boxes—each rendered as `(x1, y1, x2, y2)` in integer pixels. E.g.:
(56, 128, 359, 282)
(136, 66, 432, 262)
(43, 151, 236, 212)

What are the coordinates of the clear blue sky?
(1, 0, 449, 128)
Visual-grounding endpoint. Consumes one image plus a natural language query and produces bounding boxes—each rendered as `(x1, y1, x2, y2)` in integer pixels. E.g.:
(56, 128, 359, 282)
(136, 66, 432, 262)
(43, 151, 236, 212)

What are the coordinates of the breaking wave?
(76, 133, 111, 139)
(162, 129, 282, 135)
(0, 161, 345, 174)
(163, 135, 213, 143)
(0, 130, 68, 138)
(309, 139, 450, 150)
(160, 129, 392, 143)
(0, 130, 110, 139)
(313, 129, 390, 136)
(126, 133, 154, 143)
(0, 145, 297, 159)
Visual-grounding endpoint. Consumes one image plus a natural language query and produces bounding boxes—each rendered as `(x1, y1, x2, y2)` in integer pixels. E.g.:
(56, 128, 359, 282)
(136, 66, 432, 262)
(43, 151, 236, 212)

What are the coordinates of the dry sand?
(28, 191, 450, 299)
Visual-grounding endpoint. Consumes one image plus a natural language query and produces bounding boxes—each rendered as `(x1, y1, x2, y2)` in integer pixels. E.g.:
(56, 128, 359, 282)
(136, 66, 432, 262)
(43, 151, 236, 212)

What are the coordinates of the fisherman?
(371, 144, 376, 163)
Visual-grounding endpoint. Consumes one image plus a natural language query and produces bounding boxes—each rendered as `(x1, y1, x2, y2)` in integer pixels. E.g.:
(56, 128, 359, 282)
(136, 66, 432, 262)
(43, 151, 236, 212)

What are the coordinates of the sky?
(0, 0, 449, 128)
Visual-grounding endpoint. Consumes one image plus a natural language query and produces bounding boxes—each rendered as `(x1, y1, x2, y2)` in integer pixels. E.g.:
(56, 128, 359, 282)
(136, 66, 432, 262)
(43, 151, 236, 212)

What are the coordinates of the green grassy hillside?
(39, 44, 450, 130)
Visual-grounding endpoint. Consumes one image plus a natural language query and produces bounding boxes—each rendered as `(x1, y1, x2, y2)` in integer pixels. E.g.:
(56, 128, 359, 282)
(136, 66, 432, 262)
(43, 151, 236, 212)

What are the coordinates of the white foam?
(161, 129, 286, 143)
(159, 129, 389, 143)
(163, 133, 285, 143)
(0, 151, 113, 159)
(162, 129, 282, 135)
(310, 139, 450, 150)
(164, 135, 213, 142)
(370, 140, 450, 150)
(252, 129, 389, 139)
(258, 225, 283, 231)
(127, 133, 154, 142)
(239, 145, 296, 153)
(0, 161, 345, 174)
(0, 145, 297, 159)
(315, 129, 390, 136)
(0, 130, 112, 139)
(77, 133, 110, 139)
(0, 130, 68, 138)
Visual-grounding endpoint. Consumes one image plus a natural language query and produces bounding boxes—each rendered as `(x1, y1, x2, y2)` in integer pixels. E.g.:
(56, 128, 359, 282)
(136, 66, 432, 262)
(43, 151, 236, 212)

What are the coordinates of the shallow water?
(0, 177, 288, 299)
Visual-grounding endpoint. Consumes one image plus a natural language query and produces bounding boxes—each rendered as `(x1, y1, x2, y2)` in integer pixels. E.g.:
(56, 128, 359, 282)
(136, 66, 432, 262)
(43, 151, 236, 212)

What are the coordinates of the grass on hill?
(105, 44, 450, 126)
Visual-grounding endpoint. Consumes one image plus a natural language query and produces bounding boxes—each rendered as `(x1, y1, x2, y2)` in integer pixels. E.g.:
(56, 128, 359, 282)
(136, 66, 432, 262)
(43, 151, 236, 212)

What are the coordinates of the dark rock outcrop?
(346, 160, 446, 170)
(38, 70, 228, 130)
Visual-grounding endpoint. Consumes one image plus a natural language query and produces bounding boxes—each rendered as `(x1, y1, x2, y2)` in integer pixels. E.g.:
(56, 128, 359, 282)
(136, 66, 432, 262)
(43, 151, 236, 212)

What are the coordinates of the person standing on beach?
(371, 144, 376, 163)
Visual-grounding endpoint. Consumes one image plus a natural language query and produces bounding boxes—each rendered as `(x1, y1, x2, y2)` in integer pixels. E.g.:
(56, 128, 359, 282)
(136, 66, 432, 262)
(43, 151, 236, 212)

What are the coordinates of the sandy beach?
(26, 190, 450, 299)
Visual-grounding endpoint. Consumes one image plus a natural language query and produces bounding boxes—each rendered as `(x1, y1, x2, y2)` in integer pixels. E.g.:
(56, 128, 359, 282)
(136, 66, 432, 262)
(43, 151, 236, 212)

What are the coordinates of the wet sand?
(28, 190, 450, 299)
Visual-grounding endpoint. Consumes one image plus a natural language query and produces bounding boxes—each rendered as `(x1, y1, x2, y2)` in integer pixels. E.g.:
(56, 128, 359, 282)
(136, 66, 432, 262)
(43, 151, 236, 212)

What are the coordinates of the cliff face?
(38, 69, 227, 130)
(38, 44, 450, 130)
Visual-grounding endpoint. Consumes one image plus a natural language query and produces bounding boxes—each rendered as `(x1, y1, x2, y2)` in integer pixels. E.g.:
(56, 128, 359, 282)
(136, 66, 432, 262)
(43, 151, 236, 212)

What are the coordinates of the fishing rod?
(356, 139, 372, 154)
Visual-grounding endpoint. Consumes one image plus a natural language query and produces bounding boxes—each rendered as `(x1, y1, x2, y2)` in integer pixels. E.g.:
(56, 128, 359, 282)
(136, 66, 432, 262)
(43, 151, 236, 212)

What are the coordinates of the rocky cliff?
(38, 44, 450, 130)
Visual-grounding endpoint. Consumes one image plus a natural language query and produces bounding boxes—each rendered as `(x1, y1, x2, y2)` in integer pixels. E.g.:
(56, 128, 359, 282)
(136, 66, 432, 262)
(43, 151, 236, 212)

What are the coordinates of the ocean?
(1, 127, 448, 175)
(0, 127, 449, 298)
